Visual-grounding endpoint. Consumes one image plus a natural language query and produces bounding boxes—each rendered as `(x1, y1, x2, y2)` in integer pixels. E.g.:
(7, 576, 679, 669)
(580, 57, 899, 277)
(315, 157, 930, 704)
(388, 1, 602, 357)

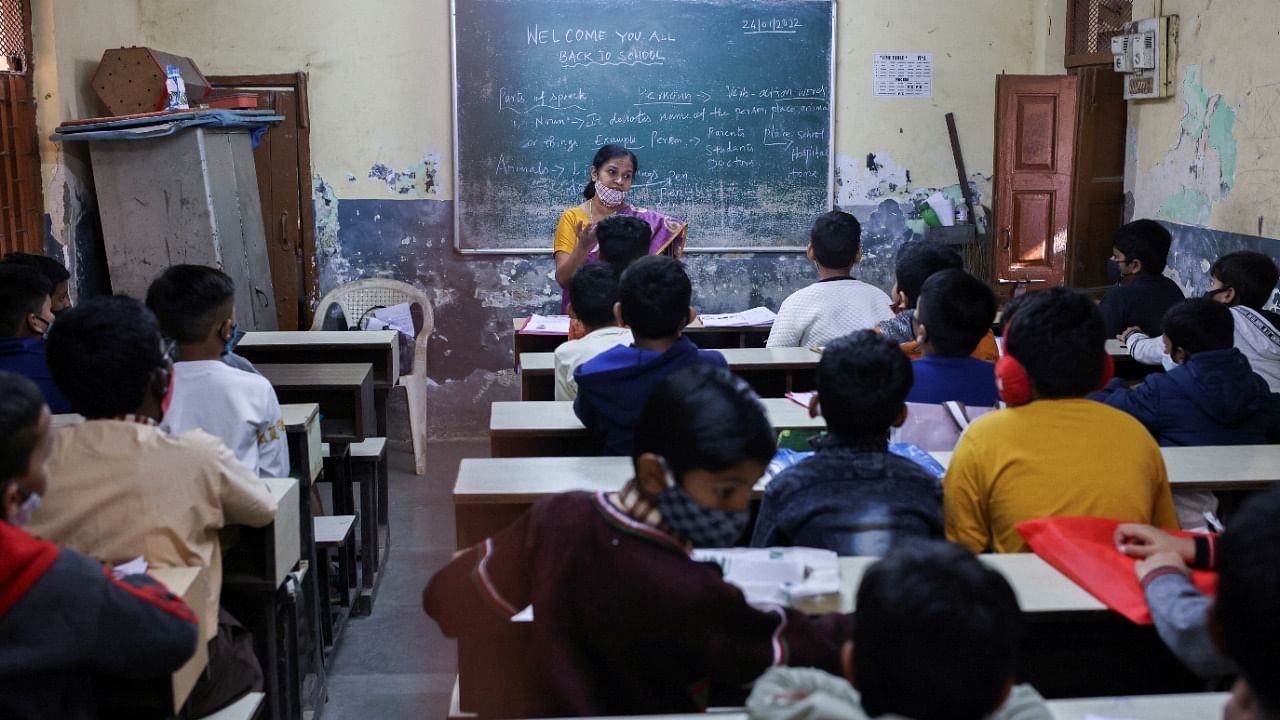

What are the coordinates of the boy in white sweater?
(146, 265, 290, 478)
(554, 263, 633, 400)
(766, 211, 893, 348)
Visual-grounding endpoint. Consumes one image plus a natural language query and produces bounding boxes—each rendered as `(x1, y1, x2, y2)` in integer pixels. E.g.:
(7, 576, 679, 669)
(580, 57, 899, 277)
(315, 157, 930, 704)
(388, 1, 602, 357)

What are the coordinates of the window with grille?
(1067, 0, 1133, 65)
(0, 0, 43, 257)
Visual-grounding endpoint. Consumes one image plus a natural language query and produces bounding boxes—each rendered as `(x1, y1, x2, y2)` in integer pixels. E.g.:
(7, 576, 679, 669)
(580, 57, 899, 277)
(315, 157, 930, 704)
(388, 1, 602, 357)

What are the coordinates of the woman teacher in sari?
(553, 144, 689, 311)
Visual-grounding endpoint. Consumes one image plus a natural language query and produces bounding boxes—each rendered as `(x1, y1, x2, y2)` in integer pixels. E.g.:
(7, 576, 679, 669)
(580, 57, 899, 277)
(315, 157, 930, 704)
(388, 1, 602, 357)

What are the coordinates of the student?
(146, 265, 289, 477)
(0, 371, 199, 719)
(1126, 251, 1280, 390)
(575, 255, 728, 455)
(906, 269, 999, 407)
(877, 240, 962, 344)
(596, 213, 652, 276)
(746, 541, 1051, 720)
(1098, 219, 1185, 338)
(1093, 299, 1270, 528)
(751, 331, 942, 555)
(25, 296, 276, 716)
(554, 264, 633, 401)
(0, 265, 69, 413)
(766, 211, 893, 348)
(425, 366, 851, 717)
(1, 252, 72, 315)
(944, 288, 1178, 553)
(1116, 487, 1280, 718)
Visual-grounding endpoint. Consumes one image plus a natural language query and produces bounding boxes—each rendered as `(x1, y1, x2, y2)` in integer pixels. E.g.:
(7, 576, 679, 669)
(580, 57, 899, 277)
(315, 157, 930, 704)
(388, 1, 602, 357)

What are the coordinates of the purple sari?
(558, 205, 689, 313)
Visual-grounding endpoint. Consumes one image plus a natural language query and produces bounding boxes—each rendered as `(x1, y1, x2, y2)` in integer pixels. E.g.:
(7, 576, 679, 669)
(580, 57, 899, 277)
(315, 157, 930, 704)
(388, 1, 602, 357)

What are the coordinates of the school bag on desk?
(890, 400, 995, 452)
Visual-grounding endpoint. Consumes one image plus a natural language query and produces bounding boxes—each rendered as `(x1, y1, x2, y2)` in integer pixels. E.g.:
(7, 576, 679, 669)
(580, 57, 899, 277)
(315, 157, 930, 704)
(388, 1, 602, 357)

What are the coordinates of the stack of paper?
(364, 302, 417, 338)
(693, 547, 841, 609)
(785, 391, 815, 409)
(519, 314, 571, 335)
(698, 306, 777, 328)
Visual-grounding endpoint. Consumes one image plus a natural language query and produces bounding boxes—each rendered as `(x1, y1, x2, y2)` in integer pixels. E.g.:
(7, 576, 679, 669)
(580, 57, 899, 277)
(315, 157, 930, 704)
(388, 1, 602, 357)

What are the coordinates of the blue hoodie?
(574, 336, 728, 455)
(1089, 347, 1270, 446)
(0, 337, 70, 413)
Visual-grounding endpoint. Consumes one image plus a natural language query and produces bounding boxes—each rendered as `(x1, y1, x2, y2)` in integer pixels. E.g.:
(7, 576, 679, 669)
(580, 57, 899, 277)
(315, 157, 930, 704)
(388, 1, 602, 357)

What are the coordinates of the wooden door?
(208, 74, 316, 330)
(992, 75, 1079, 295)
(1066, 66, 1127, 288)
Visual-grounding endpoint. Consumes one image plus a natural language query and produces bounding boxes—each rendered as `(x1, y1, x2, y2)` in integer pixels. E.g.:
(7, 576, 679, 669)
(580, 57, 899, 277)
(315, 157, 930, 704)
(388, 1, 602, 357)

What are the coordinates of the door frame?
(207, 72, 318, 328)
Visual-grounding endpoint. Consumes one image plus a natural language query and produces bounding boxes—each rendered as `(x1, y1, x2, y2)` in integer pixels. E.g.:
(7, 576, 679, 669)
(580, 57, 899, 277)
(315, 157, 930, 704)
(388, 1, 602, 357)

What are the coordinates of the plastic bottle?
(164, 65, 189, 110)
(955, 204, 969, 225)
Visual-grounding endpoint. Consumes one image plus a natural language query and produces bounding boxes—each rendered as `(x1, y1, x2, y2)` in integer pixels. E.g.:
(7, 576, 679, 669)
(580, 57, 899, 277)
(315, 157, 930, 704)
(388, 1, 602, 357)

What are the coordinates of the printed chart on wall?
(452, 0, 836, 253)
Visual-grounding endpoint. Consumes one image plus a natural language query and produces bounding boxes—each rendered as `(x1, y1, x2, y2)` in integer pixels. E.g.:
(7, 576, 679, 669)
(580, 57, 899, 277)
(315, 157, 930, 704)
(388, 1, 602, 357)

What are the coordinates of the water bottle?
(164, 65, 189, 110)
(954, 204, 969, 225)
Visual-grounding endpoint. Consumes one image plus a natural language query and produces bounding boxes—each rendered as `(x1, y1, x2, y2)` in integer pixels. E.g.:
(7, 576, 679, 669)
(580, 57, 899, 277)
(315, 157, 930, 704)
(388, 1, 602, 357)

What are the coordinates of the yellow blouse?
(554, 206, 592, 255)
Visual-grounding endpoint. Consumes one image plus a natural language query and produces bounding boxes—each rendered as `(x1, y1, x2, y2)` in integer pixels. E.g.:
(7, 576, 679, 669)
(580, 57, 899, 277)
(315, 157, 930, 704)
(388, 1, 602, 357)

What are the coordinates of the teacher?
(553, 144, 689, 311)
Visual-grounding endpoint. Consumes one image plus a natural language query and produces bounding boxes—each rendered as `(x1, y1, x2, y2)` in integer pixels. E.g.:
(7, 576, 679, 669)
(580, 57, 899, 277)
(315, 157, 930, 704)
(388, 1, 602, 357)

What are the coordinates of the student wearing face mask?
(0, 265, 69, 413)
(1098, 219, 1185, 338)
(146, 265, 289, 478)
(1, 251, 72, 316)
(0, 371, 199, 719)
(424, 365, 852, 717)
(552, 144, 689, 312)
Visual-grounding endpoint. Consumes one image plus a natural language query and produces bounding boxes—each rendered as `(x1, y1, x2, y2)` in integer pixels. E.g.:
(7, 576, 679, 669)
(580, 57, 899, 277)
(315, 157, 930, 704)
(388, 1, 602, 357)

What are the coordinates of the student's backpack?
(890, 400, 995, 452)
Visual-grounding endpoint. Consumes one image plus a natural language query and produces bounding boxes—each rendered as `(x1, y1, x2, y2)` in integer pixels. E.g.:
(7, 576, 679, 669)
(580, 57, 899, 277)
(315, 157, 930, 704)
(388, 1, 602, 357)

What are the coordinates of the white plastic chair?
(311, 278, 433, 475)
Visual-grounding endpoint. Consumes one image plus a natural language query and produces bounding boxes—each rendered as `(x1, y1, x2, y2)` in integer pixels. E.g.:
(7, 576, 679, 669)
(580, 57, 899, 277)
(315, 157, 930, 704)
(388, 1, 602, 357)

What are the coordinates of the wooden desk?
(489, 397, 821, 457)
(281, 402, 323, 485)
(258, 363, 375, 444)
(238, 330, 399, 388)
(51, 412, 85, 428)
(512, 317, 772, 357)
(519, 347, 819, 400)
(150, 566, 210, 714)
(222, 477, 301, 589)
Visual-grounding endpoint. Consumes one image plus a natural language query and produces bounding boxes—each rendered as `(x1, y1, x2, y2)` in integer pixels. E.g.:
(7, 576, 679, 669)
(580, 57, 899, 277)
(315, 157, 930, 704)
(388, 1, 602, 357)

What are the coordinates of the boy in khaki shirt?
(26, 296, 276, 716)
(944, 288, 1178, 553)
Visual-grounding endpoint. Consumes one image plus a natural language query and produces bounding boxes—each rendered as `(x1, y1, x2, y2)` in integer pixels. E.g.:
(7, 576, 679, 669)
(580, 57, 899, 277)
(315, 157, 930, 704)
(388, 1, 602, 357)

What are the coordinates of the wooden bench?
(197, 691, 266, 720)
(313, 514, 357, 655)
(518, 347, 819, 400)
(323, 437, 390, 615)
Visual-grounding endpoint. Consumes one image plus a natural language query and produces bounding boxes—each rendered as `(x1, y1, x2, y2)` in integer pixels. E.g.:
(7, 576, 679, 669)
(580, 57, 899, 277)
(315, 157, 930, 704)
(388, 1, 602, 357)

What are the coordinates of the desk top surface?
(457, 445, 1278, 501)
(257, 362, 374, 387)
(263, 477, 297, 505)
(491, 397, 822, 435)
(240, 330, 397, 349)
(520, 346, 819, 374)
(280, 403, 319, 431)
(512, 317, 772, 336)
(837, 554, 1105, 614)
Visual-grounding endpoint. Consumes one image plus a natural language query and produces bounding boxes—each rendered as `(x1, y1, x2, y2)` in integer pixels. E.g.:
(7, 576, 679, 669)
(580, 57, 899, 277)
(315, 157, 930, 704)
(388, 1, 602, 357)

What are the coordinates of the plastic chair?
(311, 278, 433, 475)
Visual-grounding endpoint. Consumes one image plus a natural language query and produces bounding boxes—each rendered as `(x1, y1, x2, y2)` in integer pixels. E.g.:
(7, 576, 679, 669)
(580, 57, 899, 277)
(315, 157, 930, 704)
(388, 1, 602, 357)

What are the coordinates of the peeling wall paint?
(1137, 64, 1239, 227)
(361, 153, 441, 196)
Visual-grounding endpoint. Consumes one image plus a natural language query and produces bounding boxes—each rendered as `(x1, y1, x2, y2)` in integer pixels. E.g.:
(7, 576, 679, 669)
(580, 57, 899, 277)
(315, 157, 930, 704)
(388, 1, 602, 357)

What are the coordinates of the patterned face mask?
(594, 181, 627, 208)
(654, 474, 750, 548)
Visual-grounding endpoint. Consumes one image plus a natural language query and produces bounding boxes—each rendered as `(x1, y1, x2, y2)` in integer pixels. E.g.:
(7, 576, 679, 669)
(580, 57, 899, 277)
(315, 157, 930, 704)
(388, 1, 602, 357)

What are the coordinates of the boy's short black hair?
(633, 364, 775, 481)
(856, 540, 1022, 720)
(596, 215, 651, 275)
(0, 265, 51, 337)
(569, 263, 621, 329)
(1162, 298, 1234, 355)
(817, 330, 912, 440)
(46, 296, 166, 419)
(894, 241, 963, 308)
(917, 270, 997, 357)
(0, 370, 46, 486)
(2, 252, 70, 285)
(1112, 219, 1172, 275)
(809, 210, 862, 269)
(618, 256, 691, 340)
(1003, 288, 1106, 398)
(1211, 251, 1279, 310)
(144, 264, 235, 344)
(1216, 488, 1280, 716)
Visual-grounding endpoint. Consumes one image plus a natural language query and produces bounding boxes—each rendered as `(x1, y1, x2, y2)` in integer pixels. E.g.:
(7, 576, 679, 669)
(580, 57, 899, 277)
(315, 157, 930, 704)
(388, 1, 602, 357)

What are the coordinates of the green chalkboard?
(452, 0, 835, 253)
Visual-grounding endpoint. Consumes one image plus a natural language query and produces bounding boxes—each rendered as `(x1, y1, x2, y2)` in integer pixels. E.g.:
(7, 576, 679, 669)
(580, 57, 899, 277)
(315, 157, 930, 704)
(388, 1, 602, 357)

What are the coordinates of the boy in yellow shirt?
(944, 288, 1178, 553)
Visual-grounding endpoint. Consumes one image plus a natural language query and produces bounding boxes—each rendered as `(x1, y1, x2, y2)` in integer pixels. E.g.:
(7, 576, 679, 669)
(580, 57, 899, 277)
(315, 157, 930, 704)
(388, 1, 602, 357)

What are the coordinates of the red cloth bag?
(1016, 516, 1218, 625)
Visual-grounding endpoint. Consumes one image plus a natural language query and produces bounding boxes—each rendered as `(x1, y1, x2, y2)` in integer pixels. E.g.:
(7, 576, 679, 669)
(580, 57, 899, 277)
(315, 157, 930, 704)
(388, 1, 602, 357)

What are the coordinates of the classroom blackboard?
(451, 0, 835, 253)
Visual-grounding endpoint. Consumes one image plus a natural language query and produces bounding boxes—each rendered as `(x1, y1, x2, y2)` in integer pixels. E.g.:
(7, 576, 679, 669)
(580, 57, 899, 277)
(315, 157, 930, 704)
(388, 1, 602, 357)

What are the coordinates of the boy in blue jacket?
(575, 256, 728, 454)
(1091, 298, 1272, 527)
(0, 266, 68, 413)
(906, 269, 999, 407)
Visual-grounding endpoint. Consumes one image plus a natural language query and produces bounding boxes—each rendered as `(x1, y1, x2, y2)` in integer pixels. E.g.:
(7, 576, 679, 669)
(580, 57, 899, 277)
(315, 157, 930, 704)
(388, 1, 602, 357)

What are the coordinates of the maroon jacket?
(424, 491, 851, 717)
